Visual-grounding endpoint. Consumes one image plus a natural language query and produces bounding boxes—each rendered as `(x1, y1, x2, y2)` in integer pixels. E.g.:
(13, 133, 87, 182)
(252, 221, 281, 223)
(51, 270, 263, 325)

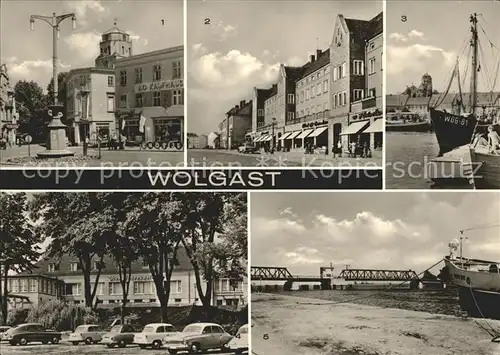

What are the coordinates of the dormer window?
(48, 263, 56, 272)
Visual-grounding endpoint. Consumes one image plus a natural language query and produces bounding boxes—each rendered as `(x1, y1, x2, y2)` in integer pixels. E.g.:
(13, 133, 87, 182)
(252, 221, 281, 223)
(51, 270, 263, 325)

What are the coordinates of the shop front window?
(124, 119, 142, 142)
(154, 118, 181, 142)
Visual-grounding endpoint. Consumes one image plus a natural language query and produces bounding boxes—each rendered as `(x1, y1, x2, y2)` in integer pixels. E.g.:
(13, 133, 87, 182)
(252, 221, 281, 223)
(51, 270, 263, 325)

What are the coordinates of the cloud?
(6, 57, 71, 84)
(191, 43, 208, 56)
(387, 44, 456, 76)
(211, 21, 238, 41)
(64, 31, 102, 61)
(388, 29, 426, 43)
(285, 246, 324, 265)
(191, 50, 268, 88)
(65, 1, 109, 27)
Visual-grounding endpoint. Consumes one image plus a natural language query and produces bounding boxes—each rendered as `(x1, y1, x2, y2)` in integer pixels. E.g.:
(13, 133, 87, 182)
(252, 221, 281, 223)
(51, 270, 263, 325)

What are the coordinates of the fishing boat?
(430, 13, 500, 157)
(386, 113, 431, 132)
(443, 236, 500, 320)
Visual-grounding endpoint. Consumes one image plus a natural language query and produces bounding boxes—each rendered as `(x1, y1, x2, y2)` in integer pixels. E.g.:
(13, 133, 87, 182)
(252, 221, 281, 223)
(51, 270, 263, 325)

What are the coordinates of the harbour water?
(386, 132, 473, 189)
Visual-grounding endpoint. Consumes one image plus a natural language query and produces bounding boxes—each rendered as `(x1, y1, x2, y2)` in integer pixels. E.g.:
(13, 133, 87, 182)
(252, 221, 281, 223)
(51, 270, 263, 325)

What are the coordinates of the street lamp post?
(271, 118, 276, 153)
(30, 12, 76, 158)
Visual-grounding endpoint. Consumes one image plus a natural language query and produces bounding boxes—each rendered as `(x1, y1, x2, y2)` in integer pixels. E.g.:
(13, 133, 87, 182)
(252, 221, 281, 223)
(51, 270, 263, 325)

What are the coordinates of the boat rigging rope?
(468, 285, 500, 340)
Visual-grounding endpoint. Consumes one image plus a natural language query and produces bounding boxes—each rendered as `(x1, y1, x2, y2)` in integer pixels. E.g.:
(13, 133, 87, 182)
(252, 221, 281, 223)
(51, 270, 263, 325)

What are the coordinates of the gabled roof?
(284, 66, 303, 81)
(17, 247, 193, 277)
(386, 94, 409, 107)
(297, 49, 330, 80)
(406, 96, 431, 106)
(345, 12, 383, 43)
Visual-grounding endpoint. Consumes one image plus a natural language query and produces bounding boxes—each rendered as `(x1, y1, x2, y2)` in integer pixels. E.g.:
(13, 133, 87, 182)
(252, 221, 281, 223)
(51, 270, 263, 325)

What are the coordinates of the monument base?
(37, 104, 75, 159)
(37, 149, 75, 158)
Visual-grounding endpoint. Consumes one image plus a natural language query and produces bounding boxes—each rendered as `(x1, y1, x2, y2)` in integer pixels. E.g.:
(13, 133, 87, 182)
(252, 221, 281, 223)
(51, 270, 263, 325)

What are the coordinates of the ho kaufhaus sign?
(135, 79, 183, 93)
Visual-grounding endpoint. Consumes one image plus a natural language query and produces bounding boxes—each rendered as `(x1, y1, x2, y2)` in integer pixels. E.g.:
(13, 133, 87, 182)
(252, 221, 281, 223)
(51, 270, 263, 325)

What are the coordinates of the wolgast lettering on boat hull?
(429, 109, 476, 156)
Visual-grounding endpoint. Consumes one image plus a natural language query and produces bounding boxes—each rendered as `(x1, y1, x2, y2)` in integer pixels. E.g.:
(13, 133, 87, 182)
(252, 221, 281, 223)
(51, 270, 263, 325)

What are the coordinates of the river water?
(386, 132, 473, 189)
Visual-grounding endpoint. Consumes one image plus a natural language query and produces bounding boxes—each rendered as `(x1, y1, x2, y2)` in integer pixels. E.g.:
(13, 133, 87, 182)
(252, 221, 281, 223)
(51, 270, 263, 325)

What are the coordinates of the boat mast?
(470, 13, 478, 114)
(459, 230, 464, 267)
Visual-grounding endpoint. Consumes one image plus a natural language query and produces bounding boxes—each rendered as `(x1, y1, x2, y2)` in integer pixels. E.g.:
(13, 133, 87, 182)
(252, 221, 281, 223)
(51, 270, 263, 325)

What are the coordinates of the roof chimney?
(240, 100, 245, 107)
(316, 49, 322, 58)
(310, 54, 315, 62)
(235, 105, 239, 110)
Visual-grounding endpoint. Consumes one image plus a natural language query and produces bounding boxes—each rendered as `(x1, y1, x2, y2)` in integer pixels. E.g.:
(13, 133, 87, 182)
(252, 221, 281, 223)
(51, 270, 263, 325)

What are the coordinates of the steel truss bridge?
(339, 269, 419, 281)
(251, 266, 420, 291)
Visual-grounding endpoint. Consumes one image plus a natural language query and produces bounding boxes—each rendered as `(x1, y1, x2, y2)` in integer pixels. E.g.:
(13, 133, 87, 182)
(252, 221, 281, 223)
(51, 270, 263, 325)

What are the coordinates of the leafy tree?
(46, 72, 68, 106)
(0, 192, 41, 325)
(30, 193, 110, 309)
(119, 193, 184, 322)
(179, 193, 247, 308)
(101, 193, 141, 325)
(14, 80, 48, 141)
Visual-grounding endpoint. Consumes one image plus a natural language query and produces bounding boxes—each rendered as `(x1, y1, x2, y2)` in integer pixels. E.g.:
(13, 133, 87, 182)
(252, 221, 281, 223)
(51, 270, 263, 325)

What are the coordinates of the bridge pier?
(284, 280, 293, 291)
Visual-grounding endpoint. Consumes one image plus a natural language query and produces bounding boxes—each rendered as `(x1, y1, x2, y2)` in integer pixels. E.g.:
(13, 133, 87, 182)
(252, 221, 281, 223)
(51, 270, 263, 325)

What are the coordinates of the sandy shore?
(251, 293, 500, 355)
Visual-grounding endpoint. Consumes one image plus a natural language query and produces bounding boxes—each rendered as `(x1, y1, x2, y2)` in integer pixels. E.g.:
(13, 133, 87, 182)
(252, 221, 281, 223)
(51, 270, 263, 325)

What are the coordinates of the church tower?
(95, 20, 133, 69)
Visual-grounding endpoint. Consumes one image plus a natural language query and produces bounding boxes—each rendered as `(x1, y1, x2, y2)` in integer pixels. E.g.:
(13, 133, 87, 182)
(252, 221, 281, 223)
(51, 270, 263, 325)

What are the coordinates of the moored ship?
(443, 238, 500, 320)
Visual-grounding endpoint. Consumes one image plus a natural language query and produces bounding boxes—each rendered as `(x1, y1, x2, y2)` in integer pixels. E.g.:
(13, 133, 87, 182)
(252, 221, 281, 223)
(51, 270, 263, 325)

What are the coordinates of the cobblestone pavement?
(0, 145, 184, 168)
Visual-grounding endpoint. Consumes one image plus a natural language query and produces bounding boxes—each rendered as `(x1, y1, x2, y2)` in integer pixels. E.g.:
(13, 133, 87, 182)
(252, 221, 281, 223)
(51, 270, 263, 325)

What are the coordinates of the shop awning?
(339, 121, 370, 135)
(279, 132, 292, 140)
(261, 135, 273, 141)
(254, 136, 265, 142)
(363, 119, 383, 133)
(296, 129, 314, 139)
(308, 126, 328, 138)
(285, 131, 301, 140)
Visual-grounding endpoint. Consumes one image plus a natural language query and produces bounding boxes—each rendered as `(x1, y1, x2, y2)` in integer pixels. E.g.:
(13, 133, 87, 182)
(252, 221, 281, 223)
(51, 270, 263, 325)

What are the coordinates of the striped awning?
(296, 129, 314, 139)
(279, 132, 292, 140)
(339, 121, 370, 135)
(286, 131, 302, 140)
(254, 135, 266, 142)
(308, 126, 328, 137)
(363, 119, 383, 133)
(261, 135, 272, 142)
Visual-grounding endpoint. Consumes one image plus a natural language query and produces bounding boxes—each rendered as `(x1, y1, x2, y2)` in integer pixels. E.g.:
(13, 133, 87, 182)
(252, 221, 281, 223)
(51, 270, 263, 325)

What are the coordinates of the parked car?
(0, 326, 11, 340)
(134, 323, 179, 349)
(68, 324, 104, 345)
(163, 322, 233, 354)
(227, 324, 248, 354)
(100, 324, 143, 348)
(4, 323, 61, 346)
(238, 143, 259, 154)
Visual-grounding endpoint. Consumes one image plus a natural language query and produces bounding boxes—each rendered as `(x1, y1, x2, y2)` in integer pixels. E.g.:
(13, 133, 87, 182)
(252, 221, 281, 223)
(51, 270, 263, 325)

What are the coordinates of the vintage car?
(163, 322, 233, 354)
(133, 323, 179, 349)
(100, 324, 143, 348)
(4, 323, 61, 346)
(238, 143, 259, 154)
(0, 326, 11, 340)
(227, 324, 249, 354)
(68, 324, 104, 345)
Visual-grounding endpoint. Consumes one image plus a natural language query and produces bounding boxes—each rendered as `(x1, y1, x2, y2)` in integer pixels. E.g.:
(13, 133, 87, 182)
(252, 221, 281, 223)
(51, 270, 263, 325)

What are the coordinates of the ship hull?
(429, 109, 476, 156)
(457, 287, 500, 320)
(386, 121, 431, 132)
(470, 148, 500, 189)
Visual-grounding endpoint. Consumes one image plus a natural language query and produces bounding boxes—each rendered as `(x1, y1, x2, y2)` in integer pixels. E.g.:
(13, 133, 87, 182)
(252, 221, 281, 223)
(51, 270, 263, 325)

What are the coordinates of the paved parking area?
(0, 342, 247, 355)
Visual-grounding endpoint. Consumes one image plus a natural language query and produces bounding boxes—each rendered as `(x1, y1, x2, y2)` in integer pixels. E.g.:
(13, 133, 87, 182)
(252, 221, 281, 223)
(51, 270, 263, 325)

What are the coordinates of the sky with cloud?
(187, 0, 382, 135)
(1, 0, 183, 91)
(251, 192, 500, 277)
(387, 1, 500, 94)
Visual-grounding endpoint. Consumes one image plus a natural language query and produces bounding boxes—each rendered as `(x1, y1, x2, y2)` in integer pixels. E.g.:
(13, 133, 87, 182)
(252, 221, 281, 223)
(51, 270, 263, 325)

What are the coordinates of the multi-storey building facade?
(65, 68, 117, 145)
(114, 46, 184, 145)
(64, 25, 132, 145)
(250, 87, 269, 134)
(220, 100, 252, 149)
(187, 133, 208, 149)
(0, 64, 18, 145)
(218, 118, 228, 149)
(281, 49, 330, 151)
(7, 249, 247, 310)
(329, 12, 383, 151)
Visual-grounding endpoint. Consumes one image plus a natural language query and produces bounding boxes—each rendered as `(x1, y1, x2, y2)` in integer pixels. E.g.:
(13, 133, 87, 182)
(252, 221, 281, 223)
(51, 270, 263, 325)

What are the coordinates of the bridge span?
(251, 266, 420, 291)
